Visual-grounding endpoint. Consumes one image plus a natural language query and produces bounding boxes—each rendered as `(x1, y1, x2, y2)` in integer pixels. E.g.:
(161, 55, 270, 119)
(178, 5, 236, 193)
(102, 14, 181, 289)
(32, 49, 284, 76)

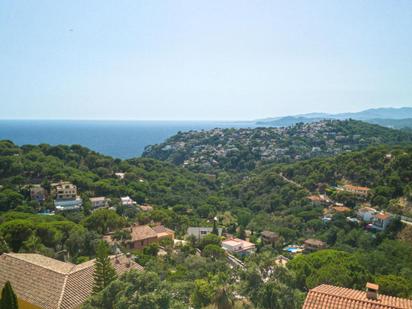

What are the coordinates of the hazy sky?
(1, 1, 412, 120)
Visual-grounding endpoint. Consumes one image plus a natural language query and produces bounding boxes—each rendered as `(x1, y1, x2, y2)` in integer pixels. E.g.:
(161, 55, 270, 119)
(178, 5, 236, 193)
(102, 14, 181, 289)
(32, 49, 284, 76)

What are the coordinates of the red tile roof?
(332, 206, 352, 213)
(343, 184, 370, 192)
(0, 253, 143, 309)
(375, 212, 391, 220)
(303, 284, 412, 309)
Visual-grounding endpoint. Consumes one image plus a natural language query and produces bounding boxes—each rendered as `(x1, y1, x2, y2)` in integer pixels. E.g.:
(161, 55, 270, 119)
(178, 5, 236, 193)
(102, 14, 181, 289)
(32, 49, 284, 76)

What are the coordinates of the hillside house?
(371, 212, 392, 231)
(357, 207, 377, 223)
(52, 181, 82, 211)
(261, 230, 280, 245)
(342, 184, 370, 197)
(30, 185, 46, 202)
(105, 224, 175, 250)
(139, 204, 153, 212)
(121, 196, 136, 206)
(274, 255, 290, 267)
(303, 239, 326, 252)
(152, 225, 175, 241)
(90, 196, 109, 209)
(187, 227, 223, 239)
(0, 252, 143, 309)
(331, 204, 352, 214)
(115, 172, 126, 179)
(307, 194, 331, 206)
(221, 238, 256, 256)
(52, 181, 77, 200)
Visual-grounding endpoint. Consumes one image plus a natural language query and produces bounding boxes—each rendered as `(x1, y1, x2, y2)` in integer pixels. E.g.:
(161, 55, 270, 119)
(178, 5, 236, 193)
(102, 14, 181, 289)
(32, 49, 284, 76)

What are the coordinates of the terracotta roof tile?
(0, 253, 143, 309)
(303, 284, 412, 309)
(129, 225, 158, 241)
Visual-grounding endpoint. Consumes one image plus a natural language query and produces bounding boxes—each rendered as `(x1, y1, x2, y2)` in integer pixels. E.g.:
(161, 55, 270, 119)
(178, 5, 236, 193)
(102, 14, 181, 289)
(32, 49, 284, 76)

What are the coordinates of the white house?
(115, 172, 126, 179)
(187, 227, 223, 239)
(121, 196, 136, 206)
(90, 197, 109, 209)
(221, 238, 256, 256)
(371, 212, 392, 231)
(357, 207, 377, 223)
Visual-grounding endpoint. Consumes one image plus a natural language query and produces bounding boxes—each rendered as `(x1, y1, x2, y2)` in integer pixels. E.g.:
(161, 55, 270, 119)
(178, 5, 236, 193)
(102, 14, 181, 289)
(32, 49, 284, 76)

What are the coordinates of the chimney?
(366, 282, 379, 300)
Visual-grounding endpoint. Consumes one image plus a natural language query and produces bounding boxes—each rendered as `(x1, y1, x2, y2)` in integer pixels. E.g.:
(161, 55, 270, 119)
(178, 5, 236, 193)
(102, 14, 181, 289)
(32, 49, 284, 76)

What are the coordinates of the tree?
(0, 219, 34, 252)
(376, 275, 412, 298)
(0, 236, 9, 254)
(212, 287, 233, 309)
(92, 241, 117, 294)
(82, 209, 124, 234)
(212, 219, 219, 235)
(191, 279, 214, 309)
(256, 280, 304, 309)
(199, 234, 221, 250)
(1, 281, 18, 309)
(202, 244, 225, 260)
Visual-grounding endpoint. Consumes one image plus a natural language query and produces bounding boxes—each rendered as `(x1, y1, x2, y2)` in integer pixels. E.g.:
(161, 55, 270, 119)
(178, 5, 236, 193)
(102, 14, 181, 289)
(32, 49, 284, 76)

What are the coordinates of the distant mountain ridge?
(257, 107, 412, 128)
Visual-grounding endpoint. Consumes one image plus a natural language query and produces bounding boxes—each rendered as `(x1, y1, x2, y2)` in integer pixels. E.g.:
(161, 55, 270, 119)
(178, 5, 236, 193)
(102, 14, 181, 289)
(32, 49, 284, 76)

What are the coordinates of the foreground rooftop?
(303, 284, 412, 309)
(0, 253, 143, 309)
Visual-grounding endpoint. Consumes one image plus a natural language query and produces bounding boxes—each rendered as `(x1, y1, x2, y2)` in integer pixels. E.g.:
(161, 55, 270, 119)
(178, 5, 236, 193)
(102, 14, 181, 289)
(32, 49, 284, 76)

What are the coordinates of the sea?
(0, 120, 256, 159)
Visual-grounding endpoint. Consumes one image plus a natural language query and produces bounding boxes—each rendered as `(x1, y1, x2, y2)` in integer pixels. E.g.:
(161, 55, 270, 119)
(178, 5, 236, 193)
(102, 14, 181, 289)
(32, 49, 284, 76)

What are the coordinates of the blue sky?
(1, 1, 411, 120)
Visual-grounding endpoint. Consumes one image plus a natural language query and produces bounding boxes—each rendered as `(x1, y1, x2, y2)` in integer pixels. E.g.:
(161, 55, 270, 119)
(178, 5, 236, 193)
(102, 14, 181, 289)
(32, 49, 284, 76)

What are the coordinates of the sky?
(1, 1, 412, 121)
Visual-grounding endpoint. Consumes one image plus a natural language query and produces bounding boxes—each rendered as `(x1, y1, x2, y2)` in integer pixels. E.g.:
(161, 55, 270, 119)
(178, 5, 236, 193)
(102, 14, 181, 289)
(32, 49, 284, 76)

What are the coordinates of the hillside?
(256, 107, 412, 128)
(0, 140, 218, 215)
(229, 145, 412, 216)
(143, 120, 412, 172)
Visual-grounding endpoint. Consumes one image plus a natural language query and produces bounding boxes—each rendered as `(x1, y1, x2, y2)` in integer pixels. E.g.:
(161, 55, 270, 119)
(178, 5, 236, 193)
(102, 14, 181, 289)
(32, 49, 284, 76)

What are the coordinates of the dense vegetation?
(1, 120, 412, 307)
(143, 119, 412, 172)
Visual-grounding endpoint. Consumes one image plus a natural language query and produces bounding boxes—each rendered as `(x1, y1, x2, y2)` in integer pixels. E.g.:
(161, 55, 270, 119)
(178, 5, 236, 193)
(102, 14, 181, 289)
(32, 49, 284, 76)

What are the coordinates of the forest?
(1, 122, 412, 308)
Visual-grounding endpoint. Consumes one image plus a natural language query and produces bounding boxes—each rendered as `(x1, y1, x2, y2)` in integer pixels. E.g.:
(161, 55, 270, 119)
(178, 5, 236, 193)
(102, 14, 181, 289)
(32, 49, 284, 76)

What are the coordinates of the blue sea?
(0, 120, 255, 159)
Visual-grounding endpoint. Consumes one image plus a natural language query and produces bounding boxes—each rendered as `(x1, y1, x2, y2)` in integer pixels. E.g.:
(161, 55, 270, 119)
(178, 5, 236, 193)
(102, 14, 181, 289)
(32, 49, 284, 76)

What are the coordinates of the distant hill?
(143, 119, 412, 172)
(257, 107, 412, 128)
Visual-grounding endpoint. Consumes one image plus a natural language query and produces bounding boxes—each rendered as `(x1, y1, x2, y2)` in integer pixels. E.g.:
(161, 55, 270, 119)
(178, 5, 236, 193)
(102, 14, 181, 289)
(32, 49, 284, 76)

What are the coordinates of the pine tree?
(92, 240, 117, 294)
(1, 281, 18, 309)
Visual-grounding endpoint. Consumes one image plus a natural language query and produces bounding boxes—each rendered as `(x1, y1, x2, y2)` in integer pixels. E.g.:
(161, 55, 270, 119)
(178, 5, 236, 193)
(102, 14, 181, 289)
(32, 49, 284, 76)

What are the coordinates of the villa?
(90, 196, 109, 209)
(342, 184, 371, 197)
(221, 237, 256, 256)
(105, 224, 175, 250)
(187, 227, 223, 239)
(357, 206, 377, 223)
(370, 212, 392, 231)
(121, 196, 136, 206)
(304, 239, 326, 252)
(52, 181, 82, 211)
